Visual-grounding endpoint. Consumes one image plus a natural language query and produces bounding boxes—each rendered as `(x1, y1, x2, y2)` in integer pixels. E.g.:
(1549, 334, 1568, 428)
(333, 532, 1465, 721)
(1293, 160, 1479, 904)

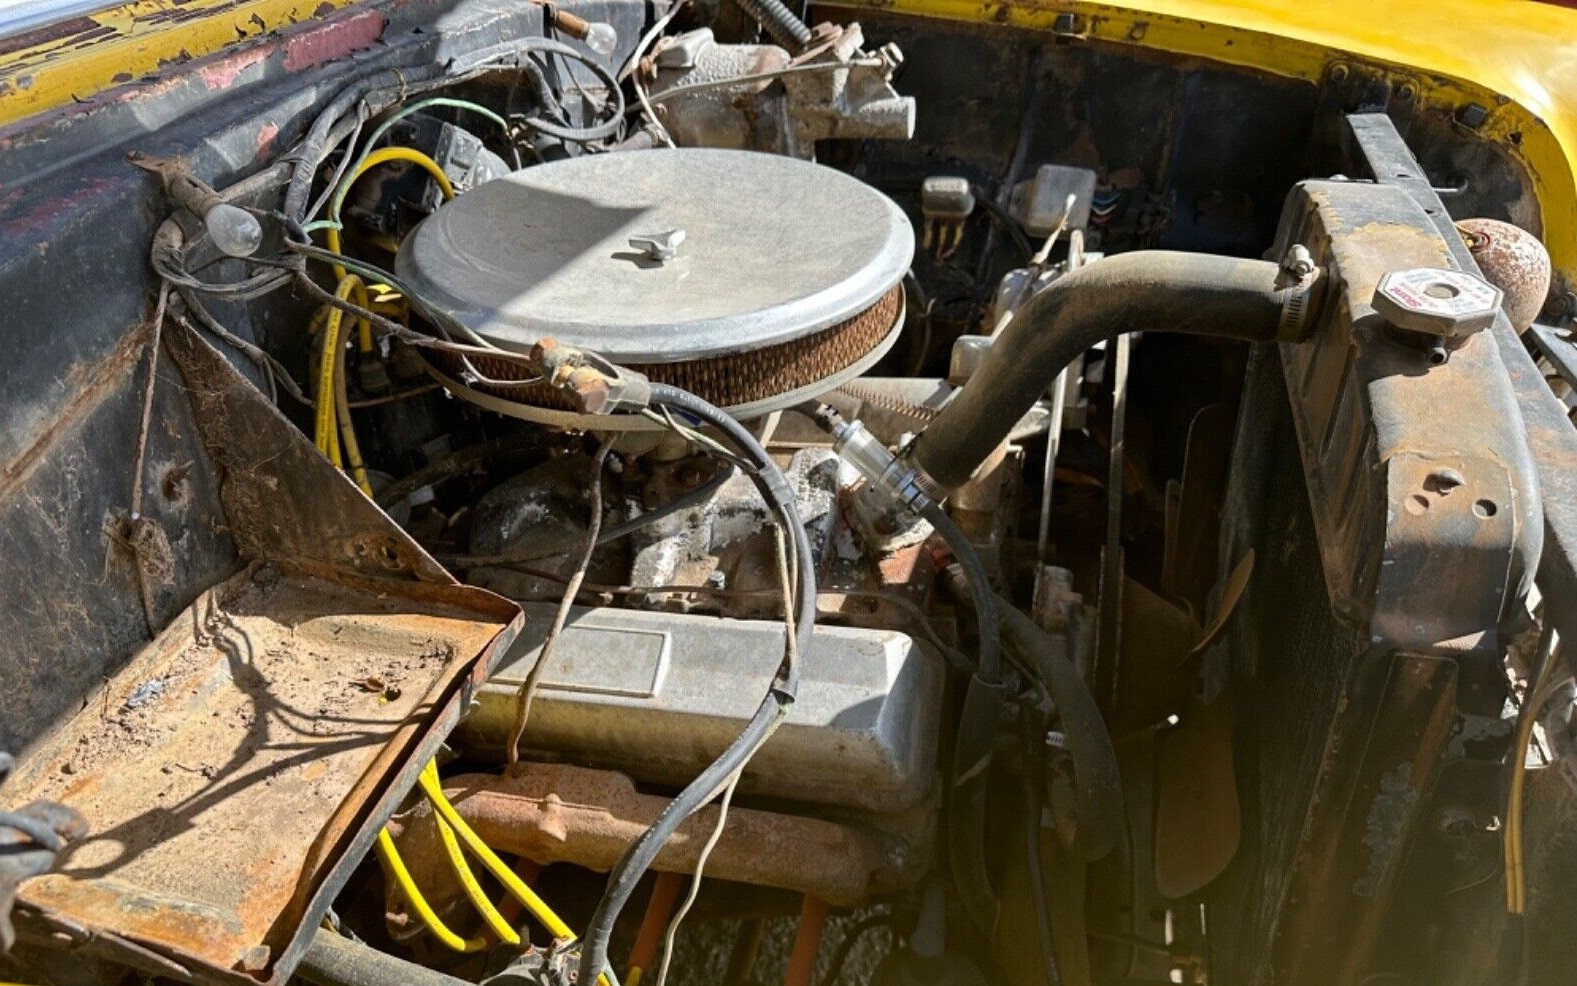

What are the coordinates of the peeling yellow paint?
(0, 0, 368, 127)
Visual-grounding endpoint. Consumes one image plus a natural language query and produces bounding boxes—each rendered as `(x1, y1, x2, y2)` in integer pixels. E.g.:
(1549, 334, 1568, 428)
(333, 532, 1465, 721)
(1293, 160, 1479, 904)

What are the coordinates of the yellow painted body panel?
(0, 0, 365, 125)
(2, 0, 1576, 278)
(828, 0, 1577, 280)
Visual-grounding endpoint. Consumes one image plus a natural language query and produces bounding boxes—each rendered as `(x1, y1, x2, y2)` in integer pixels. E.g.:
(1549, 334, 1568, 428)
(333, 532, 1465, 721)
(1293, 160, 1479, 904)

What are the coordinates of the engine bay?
(2, 2, 1576, 985)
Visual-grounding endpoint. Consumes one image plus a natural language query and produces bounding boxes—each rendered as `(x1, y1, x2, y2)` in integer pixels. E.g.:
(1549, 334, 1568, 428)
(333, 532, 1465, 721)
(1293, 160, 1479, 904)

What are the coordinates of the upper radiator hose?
(906, 249, 1323, 494)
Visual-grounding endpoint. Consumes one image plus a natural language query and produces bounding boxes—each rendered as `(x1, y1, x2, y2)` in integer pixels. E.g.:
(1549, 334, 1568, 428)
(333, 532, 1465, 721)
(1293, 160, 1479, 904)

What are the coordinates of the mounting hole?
(1424, 281, 1461, 300)
(1474, 499, 1498, 518)
(1406, 493, 1432, 515)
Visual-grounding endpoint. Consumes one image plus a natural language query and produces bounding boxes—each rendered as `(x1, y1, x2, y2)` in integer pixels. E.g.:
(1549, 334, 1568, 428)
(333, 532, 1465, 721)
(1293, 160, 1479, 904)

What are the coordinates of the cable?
(333, 333, 375, 495)
(433, 811, 521, 945)
(1021, 718, 1063, 986)
(917, 502, 1005, 936)
(323, 146, 456, 290)
(130, 282, 170, 523)
(575, 383, 816, 986)
(307, 96, 512, 235)
(650, 524, 797, 986)
(173, 288, 300, 405)
(506, 39, 626, 143)
(315, 275, 370, 462)
(415, 761, 579, 940)
(505, 436, 616, 767)
(1507, 620, 1560, 914)
(617, 0, 688, 146)
(416, 761, 622, 986)
(286, 241, 508, 357)
(618, 0, 689, 82)
(374, 829, 487, 954)
(282, 35, 622, 224)
(652, 769, 743, 986)
(971, 190, 1035, 261)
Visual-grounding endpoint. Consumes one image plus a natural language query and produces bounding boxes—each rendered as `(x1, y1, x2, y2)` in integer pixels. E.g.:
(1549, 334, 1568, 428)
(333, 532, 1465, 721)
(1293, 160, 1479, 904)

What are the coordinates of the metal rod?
(1036, 366, 1071, 563)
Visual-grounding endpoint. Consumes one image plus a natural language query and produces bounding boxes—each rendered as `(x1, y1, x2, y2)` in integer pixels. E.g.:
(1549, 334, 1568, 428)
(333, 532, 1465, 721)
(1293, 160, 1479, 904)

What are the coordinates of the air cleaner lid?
(395, 148, 913, 360)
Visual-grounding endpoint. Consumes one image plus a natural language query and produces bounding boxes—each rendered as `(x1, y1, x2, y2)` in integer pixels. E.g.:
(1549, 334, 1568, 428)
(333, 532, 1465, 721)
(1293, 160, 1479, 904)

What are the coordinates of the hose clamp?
(1275, 243, 1325, 341)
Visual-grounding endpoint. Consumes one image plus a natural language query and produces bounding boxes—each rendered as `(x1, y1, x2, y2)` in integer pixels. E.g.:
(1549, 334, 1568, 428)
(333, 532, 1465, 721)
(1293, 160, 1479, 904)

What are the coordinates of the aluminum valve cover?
(454, 603, 942, 813)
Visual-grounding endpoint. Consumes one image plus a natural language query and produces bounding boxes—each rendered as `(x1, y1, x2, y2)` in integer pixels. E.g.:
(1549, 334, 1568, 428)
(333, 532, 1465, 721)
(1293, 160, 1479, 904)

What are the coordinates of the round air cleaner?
(396, 148, 913, 423)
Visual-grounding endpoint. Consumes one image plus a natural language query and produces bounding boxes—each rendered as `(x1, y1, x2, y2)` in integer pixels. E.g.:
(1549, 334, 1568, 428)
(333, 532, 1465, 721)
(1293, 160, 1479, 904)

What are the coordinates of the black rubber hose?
(297, 931, 471, 986)
(922, 504, 1000, 683)
(920, 502, 1006, 938)
(576, 383, 816, 986)
(943, 566, 1122, 862)
(733, 0, 813, 52)
(1021, 717, 1063, 986)
(909, 251, 1307, 493)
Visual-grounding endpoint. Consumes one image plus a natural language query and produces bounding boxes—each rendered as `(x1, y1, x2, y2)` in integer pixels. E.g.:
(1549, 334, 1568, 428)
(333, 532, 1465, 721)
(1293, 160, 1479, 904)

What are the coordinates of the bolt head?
(1457, 103, 1490, 129)
(1372, 268, 1503, 338)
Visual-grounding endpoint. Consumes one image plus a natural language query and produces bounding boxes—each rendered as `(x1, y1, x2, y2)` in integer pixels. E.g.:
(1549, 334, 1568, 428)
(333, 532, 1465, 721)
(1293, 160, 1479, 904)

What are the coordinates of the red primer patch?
(283, 11, 385, 73)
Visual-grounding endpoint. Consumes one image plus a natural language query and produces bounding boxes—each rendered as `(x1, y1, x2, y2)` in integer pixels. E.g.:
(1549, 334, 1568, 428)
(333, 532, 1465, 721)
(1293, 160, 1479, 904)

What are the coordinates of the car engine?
(1, 1, 1575, 985)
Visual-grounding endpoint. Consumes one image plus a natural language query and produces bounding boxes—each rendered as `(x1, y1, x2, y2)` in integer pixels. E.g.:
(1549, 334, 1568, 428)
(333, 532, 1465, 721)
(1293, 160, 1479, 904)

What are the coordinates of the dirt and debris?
(5, 566, 505, 975)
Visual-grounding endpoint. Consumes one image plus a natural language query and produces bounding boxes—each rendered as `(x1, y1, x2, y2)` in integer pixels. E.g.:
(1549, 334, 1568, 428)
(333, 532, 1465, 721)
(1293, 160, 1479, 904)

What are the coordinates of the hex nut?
(1372, 267, 1504, 339)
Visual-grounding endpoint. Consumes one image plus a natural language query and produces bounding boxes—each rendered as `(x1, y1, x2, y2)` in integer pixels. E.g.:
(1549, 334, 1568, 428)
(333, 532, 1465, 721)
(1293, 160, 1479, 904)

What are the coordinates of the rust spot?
(196, 43, 269, 90)
(282, 10, 385, 73)
(255, 121, 280, 156)
(0, 16, 101, 58)
(0, 322, 144, 505)
(0, 174, 115, 238)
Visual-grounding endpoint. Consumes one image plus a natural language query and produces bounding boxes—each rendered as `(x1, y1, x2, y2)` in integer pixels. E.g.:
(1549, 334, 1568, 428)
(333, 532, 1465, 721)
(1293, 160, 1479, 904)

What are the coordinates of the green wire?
(314, 96, 512, 231)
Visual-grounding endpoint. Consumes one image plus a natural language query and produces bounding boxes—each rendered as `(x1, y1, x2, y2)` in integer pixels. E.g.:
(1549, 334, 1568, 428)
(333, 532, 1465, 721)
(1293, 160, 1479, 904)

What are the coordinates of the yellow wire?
(374, 763, 604, 979)
(315, 275, 366, 451)
(332, 337, 375, 497)
(416, 761, 576, 940)
(434, 811, 522, 945)
(323, 145, 456, 352)
(315, 274, 375, 496)
(626, 968, 643, 986)
(374, 829, 487, 953)
(1506, 629, 1561, 914)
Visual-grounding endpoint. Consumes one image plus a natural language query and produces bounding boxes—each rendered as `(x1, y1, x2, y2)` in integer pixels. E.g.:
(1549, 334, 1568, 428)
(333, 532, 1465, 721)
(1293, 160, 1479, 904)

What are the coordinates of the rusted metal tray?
(5, 317, 519, 984)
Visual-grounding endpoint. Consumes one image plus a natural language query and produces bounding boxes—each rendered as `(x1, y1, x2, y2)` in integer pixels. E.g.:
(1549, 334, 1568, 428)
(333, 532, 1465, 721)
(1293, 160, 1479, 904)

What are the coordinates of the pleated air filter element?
(395, 148, 914, 423)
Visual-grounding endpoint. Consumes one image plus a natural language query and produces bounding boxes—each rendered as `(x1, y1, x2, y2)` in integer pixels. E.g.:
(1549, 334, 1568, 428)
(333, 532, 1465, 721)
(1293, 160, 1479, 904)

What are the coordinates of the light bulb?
(583, 21, 617, 57)
(204, 202, 263, 258)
